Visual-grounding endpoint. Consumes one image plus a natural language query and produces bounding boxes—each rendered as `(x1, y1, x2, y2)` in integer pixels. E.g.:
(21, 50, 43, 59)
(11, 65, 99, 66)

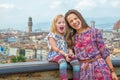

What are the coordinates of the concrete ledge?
(0, 61, 73, 80)
(111, 58, 120, 67)
(0, 58, 120, 75)
(0, 61, 72, 75)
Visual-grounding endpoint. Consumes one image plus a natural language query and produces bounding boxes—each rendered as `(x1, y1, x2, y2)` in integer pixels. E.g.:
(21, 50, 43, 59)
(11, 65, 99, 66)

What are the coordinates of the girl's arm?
(68, 48, 73, 54)
(49, 37, 67, 57)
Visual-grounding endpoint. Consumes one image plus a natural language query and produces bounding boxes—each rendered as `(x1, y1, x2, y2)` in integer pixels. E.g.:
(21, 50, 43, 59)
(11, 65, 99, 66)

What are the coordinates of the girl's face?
(56, 17, 66, 34)
(66, 13, 82, 30)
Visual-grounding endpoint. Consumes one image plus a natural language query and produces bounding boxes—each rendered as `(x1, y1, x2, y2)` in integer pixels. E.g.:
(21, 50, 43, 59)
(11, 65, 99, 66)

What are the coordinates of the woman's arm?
(95, 28, 118, 80)
(105, 56, 118, 80)
(105, 56, 114, 72)
(95, 29, 110, 59)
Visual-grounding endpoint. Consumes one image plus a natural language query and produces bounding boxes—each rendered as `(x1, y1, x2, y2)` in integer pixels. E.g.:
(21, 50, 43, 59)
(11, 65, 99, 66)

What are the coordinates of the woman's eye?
(74, 17, 77, 20)
(70, 20, 73, 23)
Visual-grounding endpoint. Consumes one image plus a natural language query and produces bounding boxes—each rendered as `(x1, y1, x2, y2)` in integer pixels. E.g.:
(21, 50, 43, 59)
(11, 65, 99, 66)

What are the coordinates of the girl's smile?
(56, 17, 66, 35)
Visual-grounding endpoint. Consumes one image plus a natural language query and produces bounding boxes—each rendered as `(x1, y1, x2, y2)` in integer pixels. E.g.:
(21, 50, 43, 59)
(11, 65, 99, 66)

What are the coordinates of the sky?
(0, 0, 120, 31)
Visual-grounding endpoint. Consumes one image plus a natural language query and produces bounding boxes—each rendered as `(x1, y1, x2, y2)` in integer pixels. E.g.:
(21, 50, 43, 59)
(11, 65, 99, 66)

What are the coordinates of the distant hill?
(0, 17, 119, 31)
(86, 17, 119, 30)
(33, 17, 119, 31)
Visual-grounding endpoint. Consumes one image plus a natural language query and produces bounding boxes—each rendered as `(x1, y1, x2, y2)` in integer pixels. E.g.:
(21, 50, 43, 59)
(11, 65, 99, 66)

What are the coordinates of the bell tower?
(90, 20, 95, 28)
(28, 17, 32, 33)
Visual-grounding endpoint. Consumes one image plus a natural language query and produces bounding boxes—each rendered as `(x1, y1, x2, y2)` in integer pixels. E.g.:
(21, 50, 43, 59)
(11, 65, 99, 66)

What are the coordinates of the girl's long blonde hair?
(50, 14, 66, 35)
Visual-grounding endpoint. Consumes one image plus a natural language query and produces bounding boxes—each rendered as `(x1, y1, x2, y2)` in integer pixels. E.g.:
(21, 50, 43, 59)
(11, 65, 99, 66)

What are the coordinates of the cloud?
(50, 1, 62, 9)
(75, 0, 96, 10)
(110, 0, 120, 8)
(99, 0, 107, 5)
(0, 3, 15, 9)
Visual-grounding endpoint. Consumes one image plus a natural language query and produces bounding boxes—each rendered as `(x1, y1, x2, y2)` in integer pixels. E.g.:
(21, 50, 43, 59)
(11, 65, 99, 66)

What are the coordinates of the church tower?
(28, 17, 32, 33)
(90, 20, 95, 28)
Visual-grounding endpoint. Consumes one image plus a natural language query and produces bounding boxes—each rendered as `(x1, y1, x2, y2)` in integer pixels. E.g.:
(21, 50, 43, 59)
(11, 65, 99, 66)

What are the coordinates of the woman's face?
(56, 17, 66, 34)
(66, 13, 82, 30)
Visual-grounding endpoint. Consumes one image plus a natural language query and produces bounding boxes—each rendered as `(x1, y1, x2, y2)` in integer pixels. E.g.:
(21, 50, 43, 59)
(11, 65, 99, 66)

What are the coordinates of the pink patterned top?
(74, 28, 112, 80)
(74, 28, 110, 60)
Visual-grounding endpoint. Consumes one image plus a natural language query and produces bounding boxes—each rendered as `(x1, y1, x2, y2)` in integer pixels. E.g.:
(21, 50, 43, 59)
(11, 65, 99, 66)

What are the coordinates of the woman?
(65, 9, 118, 80)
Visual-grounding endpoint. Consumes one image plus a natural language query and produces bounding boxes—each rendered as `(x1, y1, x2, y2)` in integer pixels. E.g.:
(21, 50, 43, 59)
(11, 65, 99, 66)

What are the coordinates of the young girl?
(45, 14, 80, 80)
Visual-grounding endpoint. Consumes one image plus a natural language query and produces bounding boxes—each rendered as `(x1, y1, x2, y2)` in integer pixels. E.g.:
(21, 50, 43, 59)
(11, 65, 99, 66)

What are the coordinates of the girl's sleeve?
(95, 29, 110, 59)
(44, 32, 56, 41)
(44, 32, 56, 50)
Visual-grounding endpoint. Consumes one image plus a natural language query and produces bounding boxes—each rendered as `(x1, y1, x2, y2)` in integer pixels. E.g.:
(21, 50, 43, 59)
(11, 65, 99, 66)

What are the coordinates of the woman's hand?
(112, 72, 118, 80)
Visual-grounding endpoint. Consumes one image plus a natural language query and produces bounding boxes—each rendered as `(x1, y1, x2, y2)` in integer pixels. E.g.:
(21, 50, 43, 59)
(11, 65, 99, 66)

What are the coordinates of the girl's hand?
(68, 53, 76, 59)
(112, 72, 118, 80)
(68, 48, 76, 59)
(65, 54, 71, 62)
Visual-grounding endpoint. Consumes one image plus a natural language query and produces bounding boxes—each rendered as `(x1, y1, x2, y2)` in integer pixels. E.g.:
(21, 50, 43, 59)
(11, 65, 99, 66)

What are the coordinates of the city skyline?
(0, 0, 120, 30)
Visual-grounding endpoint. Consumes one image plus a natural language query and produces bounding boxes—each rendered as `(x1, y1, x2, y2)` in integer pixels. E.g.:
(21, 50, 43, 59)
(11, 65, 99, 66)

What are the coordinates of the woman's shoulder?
(89, 27, 103, 36)
(90, 27, 100, 32)
(90, 27, 98, 30)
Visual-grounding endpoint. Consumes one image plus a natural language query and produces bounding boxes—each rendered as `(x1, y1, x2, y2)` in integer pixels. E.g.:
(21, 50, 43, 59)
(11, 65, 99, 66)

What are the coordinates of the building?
(113, 19, 120, 32)
(28, 17, 33, 33)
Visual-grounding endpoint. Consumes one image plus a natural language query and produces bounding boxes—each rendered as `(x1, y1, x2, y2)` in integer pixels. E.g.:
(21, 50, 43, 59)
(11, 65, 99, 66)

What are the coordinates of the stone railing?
(0, 58, 120, 80)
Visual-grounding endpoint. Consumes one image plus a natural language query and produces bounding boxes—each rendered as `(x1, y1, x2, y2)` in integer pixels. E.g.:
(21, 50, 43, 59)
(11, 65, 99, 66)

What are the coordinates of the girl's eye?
(58, 21, 65, 24)
(62, 22, 65, 24)
(58, 22, 61, 24)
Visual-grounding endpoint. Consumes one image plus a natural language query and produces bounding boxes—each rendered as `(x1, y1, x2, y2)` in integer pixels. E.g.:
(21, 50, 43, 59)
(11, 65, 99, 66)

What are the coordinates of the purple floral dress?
(74, 28, 112, 80)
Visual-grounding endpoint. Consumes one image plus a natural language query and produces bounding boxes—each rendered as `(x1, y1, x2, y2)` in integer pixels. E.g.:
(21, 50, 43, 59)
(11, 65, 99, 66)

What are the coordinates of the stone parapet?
(0, 58, 120, 80)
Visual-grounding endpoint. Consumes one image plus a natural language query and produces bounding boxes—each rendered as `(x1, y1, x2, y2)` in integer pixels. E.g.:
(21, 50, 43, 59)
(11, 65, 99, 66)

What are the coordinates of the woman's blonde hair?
(50, 14, 66, 35)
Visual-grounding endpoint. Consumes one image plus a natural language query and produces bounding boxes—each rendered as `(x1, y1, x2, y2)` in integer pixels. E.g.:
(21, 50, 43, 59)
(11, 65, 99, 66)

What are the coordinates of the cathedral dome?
(113, 19, 120, 30)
